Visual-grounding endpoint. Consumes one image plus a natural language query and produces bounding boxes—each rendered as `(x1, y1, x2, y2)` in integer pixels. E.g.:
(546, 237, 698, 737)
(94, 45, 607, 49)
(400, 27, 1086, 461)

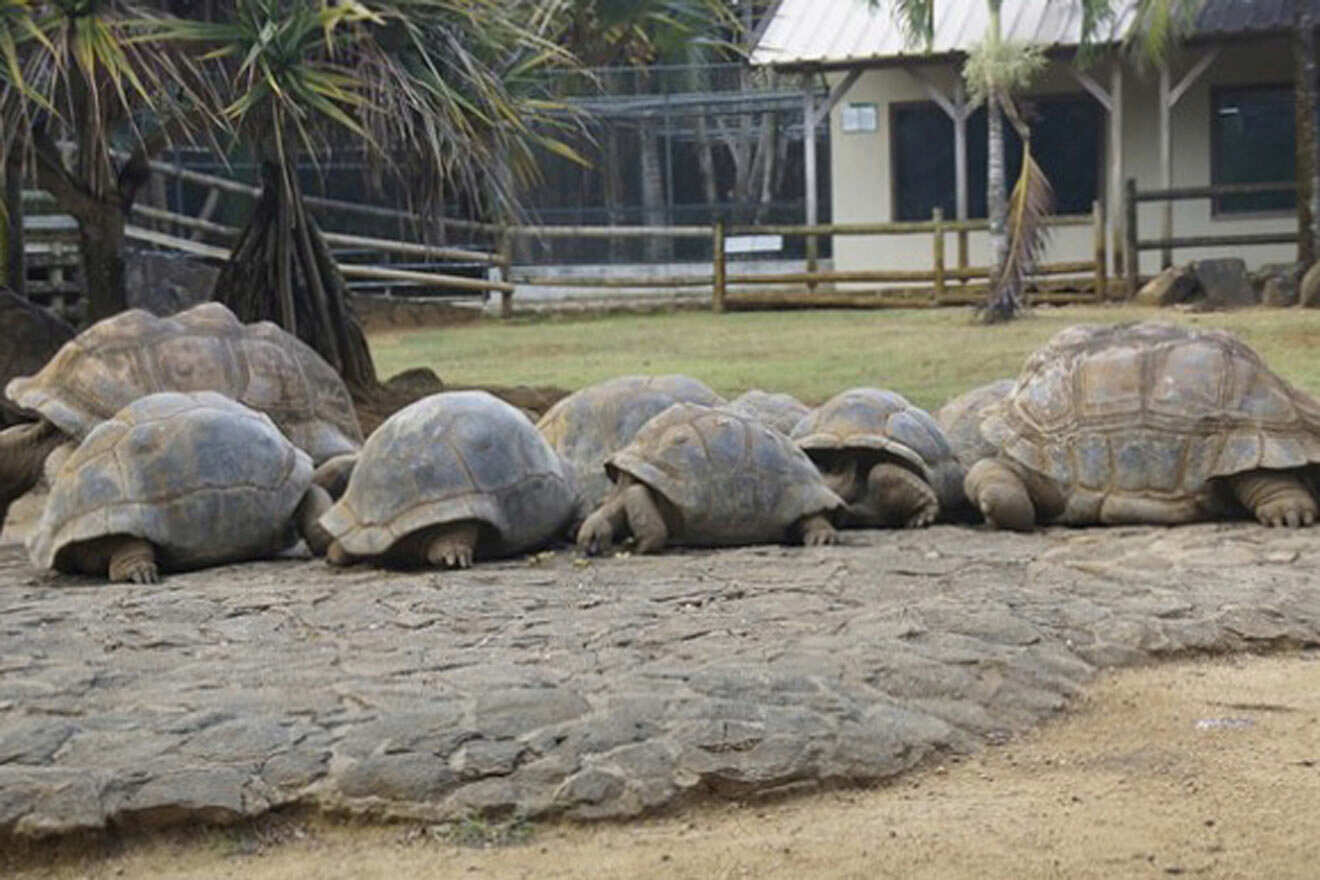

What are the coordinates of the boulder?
(1301, 261, 1320, 308)
(1189, 258, 1257, 310)
(1255, 262, 1305, 308)
(1134, 265, 1198, 307)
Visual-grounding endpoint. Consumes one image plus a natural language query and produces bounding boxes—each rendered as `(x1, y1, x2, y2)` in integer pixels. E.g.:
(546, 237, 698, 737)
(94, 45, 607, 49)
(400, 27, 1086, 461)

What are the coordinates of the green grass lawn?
(369, 304, 1320, 412)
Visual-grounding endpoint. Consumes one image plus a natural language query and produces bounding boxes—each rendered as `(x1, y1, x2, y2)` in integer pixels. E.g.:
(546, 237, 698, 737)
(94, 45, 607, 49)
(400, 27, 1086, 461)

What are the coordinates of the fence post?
(497, 227, 514, 319)
(932, 208, 945, 302)
(957, 228, 968, 286)
(1092, 199, 1107, 301)
(1124, 178, 1139, 298)
(712, 221, 726, 313)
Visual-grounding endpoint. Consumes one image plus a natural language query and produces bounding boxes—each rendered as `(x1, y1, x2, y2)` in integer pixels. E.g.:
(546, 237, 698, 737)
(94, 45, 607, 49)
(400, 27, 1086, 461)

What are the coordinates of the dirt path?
(8, 651, 1317, 879)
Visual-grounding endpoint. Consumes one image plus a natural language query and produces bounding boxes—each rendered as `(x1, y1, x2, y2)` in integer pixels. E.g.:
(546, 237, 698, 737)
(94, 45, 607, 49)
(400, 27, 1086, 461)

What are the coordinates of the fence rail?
(1123, 177, 1298, 295)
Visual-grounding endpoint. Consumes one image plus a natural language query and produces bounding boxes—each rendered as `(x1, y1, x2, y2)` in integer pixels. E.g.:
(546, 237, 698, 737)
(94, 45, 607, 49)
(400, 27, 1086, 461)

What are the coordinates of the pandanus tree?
(0, 0, 218, 320)
(177, 0, 582, 394)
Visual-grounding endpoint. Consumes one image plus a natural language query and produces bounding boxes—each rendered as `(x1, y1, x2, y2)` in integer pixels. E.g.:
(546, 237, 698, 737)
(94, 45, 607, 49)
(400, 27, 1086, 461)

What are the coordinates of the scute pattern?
(322, 391, 576, 560)
(792, 387, 965, 513)
(724, 389, 812, 435)
(982, 321, 1320, 509)
(5, 302, 361, 463)
(536, 374, 725, 513)
(29, 391, 312, 572)
(935, 378, 1015, 469)
(607, 403, 842, 546)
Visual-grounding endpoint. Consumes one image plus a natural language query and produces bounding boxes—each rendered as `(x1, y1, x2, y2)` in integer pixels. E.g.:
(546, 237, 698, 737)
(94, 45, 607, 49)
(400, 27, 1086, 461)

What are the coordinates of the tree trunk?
(3, 155, 22, 296)
(212, 159, 378, 394)
(1296, 9, 1319, 265)
(695, 114, 719, 207)
(78, 204, 127, 323)
(985, 90, 1012, 320)
(639, 119, 670, 262)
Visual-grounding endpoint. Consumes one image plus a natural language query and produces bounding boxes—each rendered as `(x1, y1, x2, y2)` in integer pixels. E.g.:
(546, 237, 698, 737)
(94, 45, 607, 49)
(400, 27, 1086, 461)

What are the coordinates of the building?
(751, 0, 1312, 280)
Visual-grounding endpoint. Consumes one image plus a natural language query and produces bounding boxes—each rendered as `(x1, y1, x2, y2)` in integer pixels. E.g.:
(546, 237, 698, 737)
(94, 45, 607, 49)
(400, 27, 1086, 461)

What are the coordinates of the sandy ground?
(6, 650, 1318, 880)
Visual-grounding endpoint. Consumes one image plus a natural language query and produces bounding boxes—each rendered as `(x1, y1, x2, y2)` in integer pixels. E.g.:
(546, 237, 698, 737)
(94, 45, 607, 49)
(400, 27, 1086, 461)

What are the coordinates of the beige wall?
(826, 37, 1298, 279)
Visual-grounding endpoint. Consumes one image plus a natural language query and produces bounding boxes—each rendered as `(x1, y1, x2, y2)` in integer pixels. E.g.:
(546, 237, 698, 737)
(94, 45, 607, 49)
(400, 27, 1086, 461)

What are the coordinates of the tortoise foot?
(425, 522, 480, 569)
(1230, 470, 1318, 528)
(798, 513, 839, 546)
(867, 463, 939, 528)
(965, 459, 1036, 531)
(107, 538, 159, 584)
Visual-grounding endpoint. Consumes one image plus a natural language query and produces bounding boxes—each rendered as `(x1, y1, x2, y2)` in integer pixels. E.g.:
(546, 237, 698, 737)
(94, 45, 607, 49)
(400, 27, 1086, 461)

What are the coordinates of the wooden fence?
(1123, 177, 1298, 296)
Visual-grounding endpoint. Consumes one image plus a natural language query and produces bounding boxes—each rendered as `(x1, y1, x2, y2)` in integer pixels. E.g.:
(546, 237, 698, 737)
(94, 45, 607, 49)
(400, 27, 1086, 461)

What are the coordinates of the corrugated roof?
(750, 0, 1132, 67)
(750, 0, 1314, 69)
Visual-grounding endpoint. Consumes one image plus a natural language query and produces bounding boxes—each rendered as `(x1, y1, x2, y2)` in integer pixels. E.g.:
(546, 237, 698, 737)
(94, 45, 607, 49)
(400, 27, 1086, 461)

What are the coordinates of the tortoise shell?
(725, 389, 812, 435)
(935, 378, 1016, 469)
(322, 391, 577, 560)
(0, 289, 75, 425)
(29, 391, 313, 572)
(536, 374, 725, 512)
(791, 387, 965, 513)
(5, 302, 361, 463)
(607, 403, 842, 546)
(982, 321, 1320, 504)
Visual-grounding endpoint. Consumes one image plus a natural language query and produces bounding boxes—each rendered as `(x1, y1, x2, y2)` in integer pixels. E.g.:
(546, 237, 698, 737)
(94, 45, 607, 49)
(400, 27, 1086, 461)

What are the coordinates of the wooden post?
(1110, 63, 1125, 277)
(1092, 199, 1107, 300)
(497, 227, 514, 319)
(803, 81, 819, 293)
(1158, 64, 1173, 269)
(1124, 177, 1139, 298)
(957, 229, 968, 286)
(192, 186, 223, 242)
(712, 221, 727, 313)
(932, 208, 945, 302)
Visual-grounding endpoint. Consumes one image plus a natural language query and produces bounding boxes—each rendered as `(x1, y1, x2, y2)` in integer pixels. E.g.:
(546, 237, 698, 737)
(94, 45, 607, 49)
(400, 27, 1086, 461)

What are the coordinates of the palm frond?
(987, 142, 1054, 322)
(883, 0, 933, 50)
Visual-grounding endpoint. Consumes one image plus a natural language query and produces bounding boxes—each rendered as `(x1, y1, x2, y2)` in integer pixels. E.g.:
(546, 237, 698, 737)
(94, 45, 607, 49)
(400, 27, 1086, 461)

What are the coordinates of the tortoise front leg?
(424, 521, 481, 568)
(295, 485, 334, 556)
(0, 420, 65, 528)
(622, 483, 669, 553)
(965, 458, 1036, 531)
(866, 462, 939, 528)
(1229, 470, 1317, 528)
(326, 540, 354, 567)
(106, 537, 159, 584)
(794, 512, 839, 546)
(576, 492, 629, 556)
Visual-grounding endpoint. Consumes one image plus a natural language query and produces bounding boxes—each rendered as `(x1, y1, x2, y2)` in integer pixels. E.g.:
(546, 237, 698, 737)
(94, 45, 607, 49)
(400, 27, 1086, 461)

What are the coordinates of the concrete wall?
(827, 37, 1298, 279)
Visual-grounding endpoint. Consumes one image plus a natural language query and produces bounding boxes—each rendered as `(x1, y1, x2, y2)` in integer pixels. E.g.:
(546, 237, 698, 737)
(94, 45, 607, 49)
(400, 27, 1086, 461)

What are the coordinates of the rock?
(1189, 258, 1257, 309)
(1134, 265, 1198, 307)
(0, 720, 78, 765)
(123, 249, 217, 317)
(1253, 262, 1304, 307)
(1301, 261, 1320, 307)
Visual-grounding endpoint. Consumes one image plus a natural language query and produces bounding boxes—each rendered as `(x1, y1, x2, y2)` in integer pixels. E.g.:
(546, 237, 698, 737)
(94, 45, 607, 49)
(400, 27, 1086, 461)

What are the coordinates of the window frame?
(1209, 81, 1297, 220)
(888, 90, 1105, 223)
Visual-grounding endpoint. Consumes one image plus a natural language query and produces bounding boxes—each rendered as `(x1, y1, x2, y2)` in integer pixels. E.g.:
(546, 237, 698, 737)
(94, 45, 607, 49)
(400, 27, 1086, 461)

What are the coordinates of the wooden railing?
(1123, 178, 1298, 296)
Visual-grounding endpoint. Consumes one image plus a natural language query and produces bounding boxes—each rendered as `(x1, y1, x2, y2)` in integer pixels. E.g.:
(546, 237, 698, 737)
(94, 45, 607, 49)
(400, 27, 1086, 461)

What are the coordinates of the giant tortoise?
(536, 374, 725, 516)
(935, 378, 1016, 470)
(967, 321, 1320, 530)
(321, 391, 577, 568)
(577, 403, 842, 554)
(791, 388, 965, 527)
(29, 391, 332, 583)
(0, 289, 75, 426)
(724, 388, 812, 435)
(0, 302, 362, 526)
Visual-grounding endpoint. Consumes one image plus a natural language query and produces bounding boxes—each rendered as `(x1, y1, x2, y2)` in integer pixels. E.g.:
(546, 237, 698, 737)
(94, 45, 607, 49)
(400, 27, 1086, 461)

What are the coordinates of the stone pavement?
(1, 522, 1318, 837)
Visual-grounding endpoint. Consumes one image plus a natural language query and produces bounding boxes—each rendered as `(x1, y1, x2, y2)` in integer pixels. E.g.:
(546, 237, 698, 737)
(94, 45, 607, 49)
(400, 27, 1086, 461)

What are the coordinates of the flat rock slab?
(2, 523, 1319, 837)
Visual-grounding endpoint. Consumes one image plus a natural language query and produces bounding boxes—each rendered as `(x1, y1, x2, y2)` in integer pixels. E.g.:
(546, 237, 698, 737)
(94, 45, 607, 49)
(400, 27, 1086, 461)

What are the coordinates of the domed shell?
(0, 290, 75, 425)
(982, 321, 1320, 498)
(608, 403, 843, 546)
(791, 388, 965, 512)
(322, 391, 577, 559)
(536, 374, 725, 512)
(5, 302, 361, 463)
(935, 378, 1016, 469)
(29, 391, 313, 572)
(724, 389, 812, 435)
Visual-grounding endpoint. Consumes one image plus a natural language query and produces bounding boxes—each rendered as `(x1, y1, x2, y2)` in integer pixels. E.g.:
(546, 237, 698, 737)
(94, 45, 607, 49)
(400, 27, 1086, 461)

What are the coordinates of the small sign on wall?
(841, 102, 877, 133)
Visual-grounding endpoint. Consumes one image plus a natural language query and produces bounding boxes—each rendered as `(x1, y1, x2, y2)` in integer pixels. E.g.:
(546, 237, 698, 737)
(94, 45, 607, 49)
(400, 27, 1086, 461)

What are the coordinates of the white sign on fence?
(725, 234, 783, 254)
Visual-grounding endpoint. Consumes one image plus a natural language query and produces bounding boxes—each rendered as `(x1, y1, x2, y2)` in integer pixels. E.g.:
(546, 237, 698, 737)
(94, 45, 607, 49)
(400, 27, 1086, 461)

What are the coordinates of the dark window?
(891, 94, 1102, 221)
(1211, 84, 1294, 214)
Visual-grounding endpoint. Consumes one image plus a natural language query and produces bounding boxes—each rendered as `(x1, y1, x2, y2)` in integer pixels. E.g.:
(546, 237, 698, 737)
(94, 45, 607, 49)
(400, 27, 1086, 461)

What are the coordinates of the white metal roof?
(750, 0, 1134, 68)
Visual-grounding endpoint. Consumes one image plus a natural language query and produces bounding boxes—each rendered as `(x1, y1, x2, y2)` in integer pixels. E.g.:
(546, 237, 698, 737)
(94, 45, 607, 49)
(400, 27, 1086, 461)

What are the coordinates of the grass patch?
(426, 812, 535, 849)
(370, 305, 1320, 411)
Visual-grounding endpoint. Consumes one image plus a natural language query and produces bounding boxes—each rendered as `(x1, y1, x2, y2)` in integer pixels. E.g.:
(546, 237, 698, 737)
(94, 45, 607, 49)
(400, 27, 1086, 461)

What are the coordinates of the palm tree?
(174, 0, 583, 393)
(0, 0, 218, 321)
(888, 0, 1196, 321)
